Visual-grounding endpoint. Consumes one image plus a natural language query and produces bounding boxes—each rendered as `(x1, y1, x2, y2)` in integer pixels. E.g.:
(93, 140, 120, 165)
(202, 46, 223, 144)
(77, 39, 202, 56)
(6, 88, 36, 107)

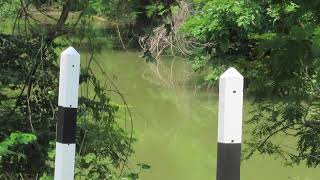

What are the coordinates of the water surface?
(91, 50, 319, 180)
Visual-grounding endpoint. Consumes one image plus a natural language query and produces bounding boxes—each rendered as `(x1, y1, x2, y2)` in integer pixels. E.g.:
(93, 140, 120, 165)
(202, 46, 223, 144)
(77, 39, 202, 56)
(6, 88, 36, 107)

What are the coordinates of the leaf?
(39, 173, 54, 180)
(137, 163, 151, 169)
(0, 132, 36, 157)
(145, 5, 157, 17)
(127, 173, 139, 180)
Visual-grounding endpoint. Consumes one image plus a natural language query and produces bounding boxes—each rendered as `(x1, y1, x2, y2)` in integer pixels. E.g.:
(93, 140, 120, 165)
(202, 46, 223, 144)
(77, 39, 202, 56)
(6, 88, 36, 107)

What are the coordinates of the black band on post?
(216, 143, 241, 180)
(57, 106, 77, 144)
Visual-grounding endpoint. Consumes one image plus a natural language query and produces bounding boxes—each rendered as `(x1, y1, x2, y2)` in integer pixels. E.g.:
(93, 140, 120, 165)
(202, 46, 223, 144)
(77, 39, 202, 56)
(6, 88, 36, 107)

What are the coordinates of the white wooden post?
(216, 67, 244, 180)
(54, 47, 80, 180)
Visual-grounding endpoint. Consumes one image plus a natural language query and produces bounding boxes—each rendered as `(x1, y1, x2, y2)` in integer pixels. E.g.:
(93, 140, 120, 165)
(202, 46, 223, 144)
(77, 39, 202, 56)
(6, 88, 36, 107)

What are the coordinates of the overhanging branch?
(305, 120, 320, 128)
(46, 0, 72, 42)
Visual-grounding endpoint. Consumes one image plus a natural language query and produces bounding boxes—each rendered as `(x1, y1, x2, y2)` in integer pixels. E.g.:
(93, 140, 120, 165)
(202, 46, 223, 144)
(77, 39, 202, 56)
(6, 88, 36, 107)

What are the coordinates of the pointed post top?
(219, 67, 243, 79)
(61, 46, 80, 57)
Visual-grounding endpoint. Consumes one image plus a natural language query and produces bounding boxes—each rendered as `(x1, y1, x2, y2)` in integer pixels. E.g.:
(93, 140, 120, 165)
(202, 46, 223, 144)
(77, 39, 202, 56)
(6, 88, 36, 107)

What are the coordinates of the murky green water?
(90, 50, 319, 180)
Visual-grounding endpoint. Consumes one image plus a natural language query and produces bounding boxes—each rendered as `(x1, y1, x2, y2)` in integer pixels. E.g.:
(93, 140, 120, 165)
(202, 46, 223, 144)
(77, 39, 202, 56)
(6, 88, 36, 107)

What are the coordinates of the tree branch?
(46, 0, 72, 41)
(243, 123, 297, 160)
(305, 120, 320, 128)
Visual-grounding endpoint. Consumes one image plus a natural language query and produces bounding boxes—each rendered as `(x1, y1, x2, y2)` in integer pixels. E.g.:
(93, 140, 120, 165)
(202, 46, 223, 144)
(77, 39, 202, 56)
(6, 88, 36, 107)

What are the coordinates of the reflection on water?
(89, 50, 319, 180)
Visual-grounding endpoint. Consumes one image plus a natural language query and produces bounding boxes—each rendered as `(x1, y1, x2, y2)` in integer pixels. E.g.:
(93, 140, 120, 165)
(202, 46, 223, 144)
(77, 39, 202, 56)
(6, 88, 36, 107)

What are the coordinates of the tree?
(139, 0, 320, 167)
(0, 0, 135, 179)
(180, 0, 320, 167)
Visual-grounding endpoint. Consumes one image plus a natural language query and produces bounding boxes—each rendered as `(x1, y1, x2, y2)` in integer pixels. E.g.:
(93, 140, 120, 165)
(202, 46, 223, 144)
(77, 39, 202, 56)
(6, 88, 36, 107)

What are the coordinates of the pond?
(90, 50, 319, 180)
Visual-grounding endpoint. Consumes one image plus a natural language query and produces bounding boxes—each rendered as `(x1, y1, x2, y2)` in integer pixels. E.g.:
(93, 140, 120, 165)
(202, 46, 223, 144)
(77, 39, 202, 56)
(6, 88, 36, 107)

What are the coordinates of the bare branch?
(305, 120, 320, 128)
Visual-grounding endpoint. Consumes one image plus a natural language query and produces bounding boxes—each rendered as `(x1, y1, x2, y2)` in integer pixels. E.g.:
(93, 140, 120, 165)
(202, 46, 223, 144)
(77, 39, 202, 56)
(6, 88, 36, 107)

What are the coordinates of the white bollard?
(216, 67, 244, 180)
(54, 47, 80, 180)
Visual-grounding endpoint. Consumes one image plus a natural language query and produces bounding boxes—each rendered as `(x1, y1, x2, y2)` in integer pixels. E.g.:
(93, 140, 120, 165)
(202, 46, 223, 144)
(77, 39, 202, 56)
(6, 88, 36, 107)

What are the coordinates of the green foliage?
(76, 153, 114, 179)
(39, 173, 54, 180)
(137, 163, 151, 170)
(145, 3, 170, 17)
(0, 132, 36, 159)
(0, 33, 59, 177)
(0, 1, 136, 179)
(0, 132, 36, 179)
(88, 0, 138, 23)
(181, 0, 320, 167)
(124, 163, 151, 180)
(0, 0, 20, 21)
